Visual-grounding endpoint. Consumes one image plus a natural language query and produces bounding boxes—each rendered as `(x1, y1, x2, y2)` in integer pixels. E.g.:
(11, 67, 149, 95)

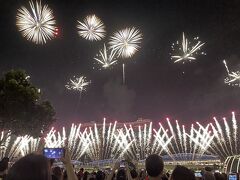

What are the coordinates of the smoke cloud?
(103, 78, 136, 120)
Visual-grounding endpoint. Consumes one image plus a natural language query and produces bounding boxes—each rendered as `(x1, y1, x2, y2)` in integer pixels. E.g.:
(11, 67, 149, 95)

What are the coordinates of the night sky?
(1, 0, 240, 126)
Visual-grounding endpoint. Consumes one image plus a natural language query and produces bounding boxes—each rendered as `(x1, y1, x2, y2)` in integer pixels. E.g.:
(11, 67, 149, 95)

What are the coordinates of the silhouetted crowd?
(0, 151, 231, 180)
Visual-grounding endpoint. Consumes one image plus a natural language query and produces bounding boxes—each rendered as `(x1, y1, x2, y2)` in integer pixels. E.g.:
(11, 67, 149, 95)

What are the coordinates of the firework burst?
(109, 27, 142, 58)
(16, 1, 57, 44)
(94, 44, 118, 69)
(77, 15, 106, 41)
(223, 60, 240, 87)
(65, 76, 90, 95)
(171, 32, 205, 63)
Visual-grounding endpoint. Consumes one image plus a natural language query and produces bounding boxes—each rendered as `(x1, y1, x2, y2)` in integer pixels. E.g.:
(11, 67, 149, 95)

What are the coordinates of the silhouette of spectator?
(77, 168, 84, 180)
(6, 154, 51, 180)
(145, 154, 164, 180)
(0, 157, 9, 180)
(53, 166, 63, 180)
(170, 165, 195, 180)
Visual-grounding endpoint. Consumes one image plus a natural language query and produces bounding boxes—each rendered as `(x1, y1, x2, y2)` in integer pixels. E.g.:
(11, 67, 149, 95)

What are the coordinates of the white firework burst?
(171, 32, 205, 63)
(65, 76, 90, 94)
(223, 60, 240, 87)
(16, 1, 57, 44)
(77, 15, 106, 41)
(109, 27, 142, 58)
(94, 44, 118, 69)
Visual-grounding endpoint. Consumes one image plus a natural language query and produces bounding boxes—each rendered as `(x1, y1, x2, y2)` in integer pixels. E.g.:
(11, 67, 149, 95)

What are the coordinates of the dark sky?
(0, 0, 240, 126)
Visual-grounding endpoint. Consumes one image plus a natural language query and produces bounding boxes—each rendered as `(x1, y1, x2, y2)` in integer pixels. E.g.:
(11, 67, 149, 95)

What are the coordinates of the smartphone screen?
(194, 172, 202, 178)
(229, 174, 237, 180)
(43, 148, 65, 159)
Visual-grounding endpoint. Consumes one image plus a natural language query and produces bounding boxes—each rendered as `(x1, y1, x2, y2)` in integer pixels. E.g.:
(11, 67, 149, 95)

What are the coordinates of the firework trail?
(176, 120, 184, 152)
(20, 137, 40, 156)
(223, 118, 233, 155)
(182, 125, 187, 154)
(153, 127, 173, 157)
(121, 123, 158, 160)
(86, 121, 124, 160)
(122, 64, 125, 84)
(44, 128, 66, 148)
(167, 118, 181, 153)
(209, 113, 240, 159)
(232, 112, 238, 154)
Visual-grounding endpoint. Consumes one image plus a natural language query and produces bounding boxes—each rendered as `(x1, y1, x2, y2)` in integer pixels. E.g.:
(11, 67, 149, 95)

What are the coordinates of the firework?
(65, 76, 90, 95)
(0, 114, 237, 162)
(44, 125, 89, 160)
(209, 112, 239, 160)
(44, 128, 66, 148)
(0, 131, 13, 159)
(77, 15, 106, 41)
(118, 119, 213, 161)
(16, 1, 57, 44)
(171, 32, 205, 63)
(19, 137, 40, 156)
(121, 123, 155, 160)
(151, 124, 173, 158)
(109, 27, 142, 58)
(223, 60, 240, 87)
(0, 131, 40, 160)
(94, 44, 118, 69)
(85, 120, 124, 160)
(166, 120, 213, 160)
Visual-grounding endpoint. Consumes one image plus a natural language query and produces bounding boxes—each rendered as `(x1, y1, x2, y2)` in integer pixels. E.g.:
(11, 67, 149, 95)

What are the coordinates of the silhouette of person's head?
(170, 165, 195, 180)
(116, 168, 126, 180)
(145, 154, 164, 178)
(7, 154, 51, 180)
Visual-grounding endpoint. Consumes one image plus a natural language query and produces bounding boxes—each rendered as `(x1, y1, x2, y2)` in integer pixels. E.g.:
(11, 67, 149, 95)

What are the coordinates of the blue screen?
(229, 174, 237, 180)
(195, 172, 202, 177)
(43, 148, 64, 159)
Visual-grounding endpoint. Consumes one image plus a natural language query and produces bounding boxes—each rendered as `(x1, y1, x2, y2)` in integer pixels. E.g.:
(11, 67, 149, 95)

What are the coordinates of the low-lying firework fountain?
(0, 112, 238, 162)
(0, 131, 40, 160)
(209, 112, 239, 160)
